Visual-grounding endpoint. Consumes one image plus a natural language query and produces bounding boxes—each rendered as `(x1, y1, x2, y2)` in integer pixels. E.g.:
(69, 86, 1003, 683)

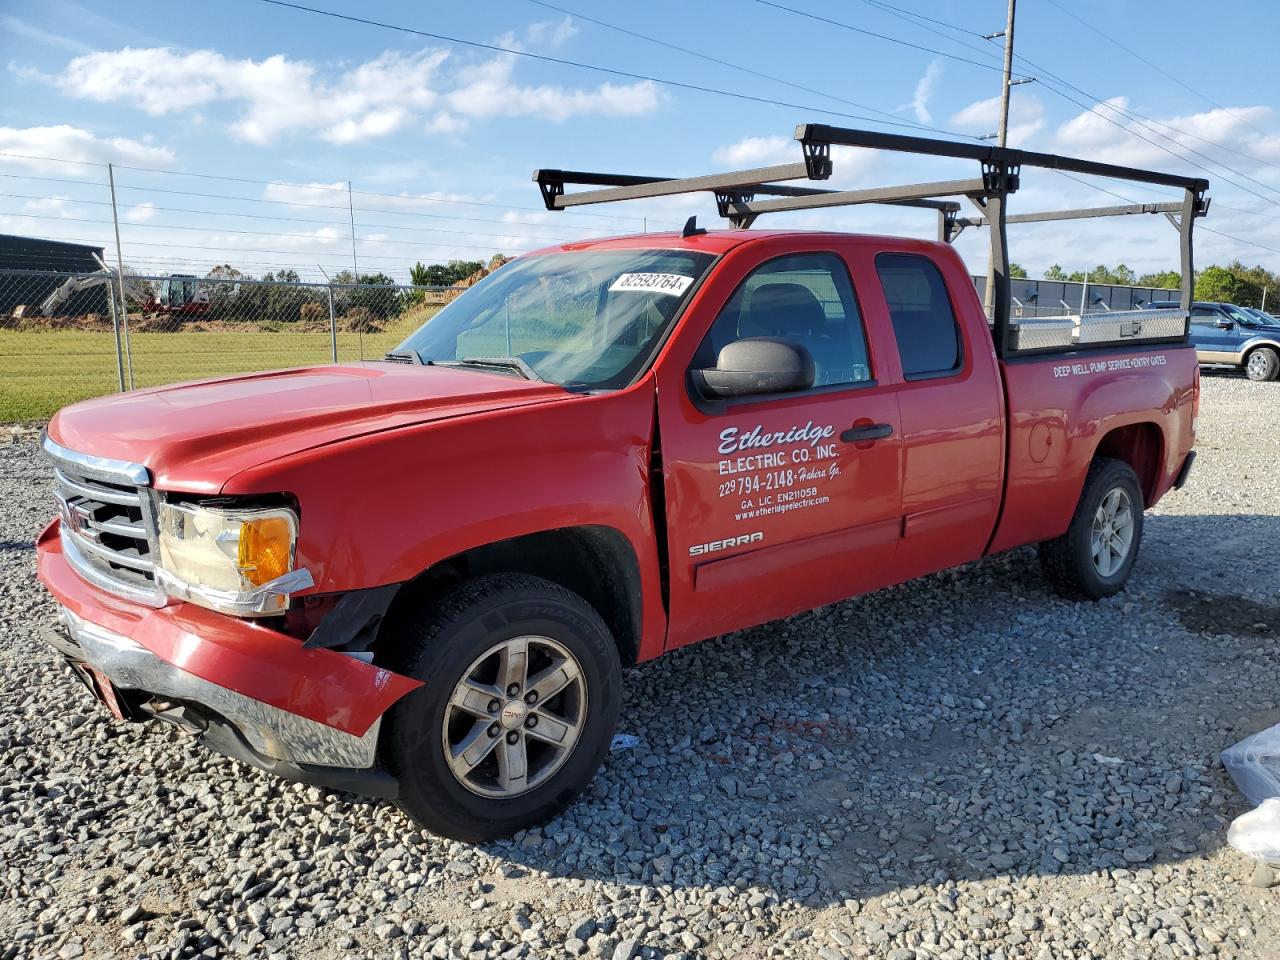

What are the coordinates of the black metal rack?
(533, 123, 1209, 358)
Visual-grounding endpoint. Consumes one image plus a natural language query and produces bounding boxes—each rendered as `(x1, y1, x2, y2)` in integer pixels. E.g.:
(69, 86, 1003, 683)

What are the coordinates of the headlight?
(156, 502, 313, 616)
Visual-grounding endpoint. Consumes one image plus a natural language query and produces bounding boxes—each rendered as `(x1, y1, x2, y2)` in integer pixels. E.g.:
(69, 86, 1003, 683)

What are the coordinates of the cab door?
(654, 245, 904, 649)
(866, 250, 1003, 582)
(1190, 304, 1240, 362)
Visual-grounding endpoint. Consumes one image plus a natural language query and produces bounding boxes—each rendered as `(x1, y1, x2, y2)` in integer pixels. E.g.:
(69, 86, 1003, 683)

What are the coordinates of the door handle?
(841, 423, 894, 443)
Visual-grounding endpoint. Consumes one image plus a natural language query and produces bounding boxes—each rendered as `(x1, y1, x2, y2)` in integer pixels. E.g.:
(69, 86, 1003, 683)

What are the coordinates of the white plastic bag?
(1227, 798, 1280, 864)
(1222, 722, 1280, 807)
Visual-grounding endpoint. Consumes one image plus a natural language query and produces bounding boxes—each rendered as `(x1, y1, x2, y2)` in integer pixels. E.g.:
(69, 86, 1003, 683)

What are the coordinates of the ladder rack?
(533, 123, 1210, 358)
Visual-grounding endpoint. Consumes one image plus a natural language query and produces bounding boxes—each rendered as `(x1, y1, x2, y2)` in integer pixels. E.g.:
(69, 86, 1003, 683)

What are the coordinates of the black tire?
(1038, 457, 1144, 601)
(382, 574, 621, 842)
(1245, 346, 1280, 382)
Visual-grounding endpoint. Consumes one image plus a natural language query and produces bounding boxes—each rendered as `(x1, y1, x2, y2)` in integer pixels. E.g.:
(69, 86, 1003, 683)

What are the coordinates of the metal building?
(0, 234, 110, 317)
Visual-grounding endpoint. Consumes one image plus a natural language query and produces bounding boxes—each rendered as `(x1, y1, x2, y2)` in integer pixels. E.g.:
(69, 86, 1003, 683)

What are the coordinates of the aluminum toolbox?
(1008, 317, 1076, 352)
(1075, 308, 1186, 344)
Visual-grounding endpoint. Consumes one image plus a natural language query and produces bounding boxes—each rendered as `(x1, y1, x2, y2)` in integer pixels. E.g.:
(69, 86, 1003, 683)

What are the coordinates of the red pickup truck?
(36, 128, 1202, 841)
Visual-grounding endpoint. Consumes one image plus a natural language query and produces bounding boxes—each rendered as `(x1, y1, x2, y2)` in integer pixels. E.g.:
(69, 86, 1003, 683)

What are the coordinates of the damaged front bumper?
(36, 522, 420, 799)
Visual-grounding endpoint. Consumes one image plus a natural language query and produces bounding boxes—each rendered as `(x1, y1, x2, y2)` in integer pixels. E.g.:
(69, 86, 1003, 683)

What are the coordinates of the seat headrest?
(739, 282, 826, 340)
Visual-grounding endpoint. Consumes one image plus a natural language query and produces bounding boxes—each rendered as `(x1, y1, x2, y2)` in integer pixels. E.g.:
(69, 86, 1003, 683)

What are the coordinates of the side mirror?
(1216, 319, 1234, 330)
(696, 337, 815, 399)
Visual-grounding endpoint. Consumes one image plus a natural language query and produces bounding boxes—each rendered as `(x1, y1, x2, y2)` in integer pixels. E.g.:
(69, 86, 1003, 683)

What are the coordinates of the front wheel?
(1039, 457, 1144, 601)
(382, 574, 622, 842)
(1245, 346, 1280, 382)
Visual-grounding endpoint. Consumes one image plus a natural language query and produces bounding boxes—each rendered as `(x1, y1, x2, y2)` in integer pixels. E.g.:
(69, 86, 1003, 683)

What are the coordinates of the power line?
(0, 214, 552, 257)
(523, 0, 971, 138)
(2, 232, 532, 263)
(998, 48, 1280, 202)
(1041, 0, 1278, 144)
(1198, 225, 1280, 259)
(859, 0, 988, 39)
(751, 0, 1280, 208)
(0, 168, 668, 227)
(0, 192, 616, 242)
(253, 0, 993, 133)
(847, 0, 1280, 188)
(748, 0, 1014, 75)
(533, 0, 1275, 254)
(0, 152, 106, 169)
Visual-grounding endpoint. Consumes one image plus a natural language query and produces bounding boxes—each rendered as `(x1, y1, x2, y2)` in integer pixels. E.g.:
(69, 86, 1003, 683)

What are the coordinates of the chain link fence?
(0, 269, 464, 420)
(970, 274, 1180, 319)
(1, 266, 1184, 422)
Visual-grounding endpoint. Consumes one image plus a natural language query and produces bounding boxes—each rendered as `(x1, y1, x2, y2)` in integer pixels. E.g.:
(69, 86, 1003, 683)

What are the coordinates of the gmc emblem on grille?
(61, 504, 101, 544)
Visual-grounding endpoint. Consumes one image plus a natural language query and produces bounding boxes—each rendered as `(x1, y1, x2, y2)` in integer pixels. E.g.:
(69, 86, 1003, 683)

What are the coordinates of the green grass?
(0, 315, 427, 422)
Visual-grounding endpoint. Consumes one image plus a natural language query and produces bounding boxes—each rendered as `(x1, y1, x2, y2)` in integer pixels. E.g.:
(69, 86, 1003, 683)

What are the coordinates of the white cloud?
(710, 136, 880, 189)
(124, 202, 156, 223)
(261, 181, 348, 205)
(425, 112, 468, 136)
(443, 55, 659, 123)
(261, 182, 491, 218)
(44, 44, 659, 145)
(1050, 97, 1280, 177)
(0, 124, 174, 174)
(912, 60, 944, 125)
(505, 16, 578, 52)
(712, 136, 793, 167)
(951, 93, 1046, 145)
(22, 196, 76, 214)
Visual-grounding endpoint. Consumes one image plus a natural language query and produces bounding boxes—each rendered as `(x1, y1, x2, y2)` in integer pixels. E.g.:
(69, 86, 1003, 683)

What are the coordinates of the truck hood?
(48, 362, 574, 493)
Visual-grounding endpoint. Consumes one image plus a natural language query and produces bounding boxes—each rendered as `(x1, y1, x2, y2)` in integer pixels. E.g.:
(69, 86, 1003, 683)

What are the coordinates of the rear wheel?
(382, 574, 622, 842)
(1245, 346, 1280, 382)
(1039, 457, 1144, 601)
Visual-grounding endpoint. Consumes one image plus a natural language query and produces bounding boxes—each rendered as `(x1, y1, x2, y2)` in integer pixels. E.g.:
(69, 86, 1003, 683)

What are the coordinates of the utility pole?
(347, 181, 359, 280)
(106, 163, 131, 390)
(982, 0, 1020, 318)
(996, 0, 1017, 148)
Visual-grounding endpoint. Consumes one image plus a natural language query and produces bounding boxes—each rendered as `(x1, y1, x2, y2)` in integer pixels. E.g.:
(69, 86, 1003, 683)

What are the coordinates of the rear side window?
(875, 253, 962, 379)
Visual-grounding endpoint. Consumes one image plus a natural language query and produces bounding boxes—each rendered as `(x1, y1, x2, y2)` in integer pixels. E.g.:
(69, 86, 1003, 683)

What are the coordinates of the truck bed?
(988, 341, 1198, 555)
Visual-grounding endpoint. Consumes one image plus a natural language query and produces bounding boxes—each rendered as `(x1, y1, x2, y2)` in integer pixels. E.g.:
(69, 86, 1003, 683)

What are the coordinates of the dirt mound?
(6, 312, 115, 333)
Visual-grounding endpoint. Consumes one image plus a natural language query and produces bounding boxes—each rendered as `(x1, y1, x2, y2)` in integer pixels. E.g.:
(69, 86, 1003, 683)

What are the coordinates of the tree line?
(1006, 260, 1278, 309)
(172, 258, 503, 327)
(203, 259, 490, 288)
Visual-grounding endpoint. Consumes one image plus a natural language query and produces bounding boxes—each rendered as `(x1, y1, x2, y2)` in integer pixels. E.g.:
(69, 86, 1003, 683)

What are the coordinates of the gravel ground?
(2, 373, 1279, 960)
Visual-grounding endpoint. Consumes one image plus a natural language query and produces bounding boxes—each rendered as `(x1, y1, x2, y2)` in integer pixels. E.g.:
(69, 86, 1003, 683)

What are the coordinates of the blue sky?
(2, 0, 1278, 282)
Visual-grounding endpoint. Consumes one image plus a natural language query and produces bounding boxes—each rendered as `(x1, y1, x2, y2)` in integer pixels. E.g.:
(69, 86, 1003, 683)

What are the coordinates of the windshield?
(1245, 307, 1279, 325)
(1223, 304, 1256, 324)
(394, 249, 716, 388)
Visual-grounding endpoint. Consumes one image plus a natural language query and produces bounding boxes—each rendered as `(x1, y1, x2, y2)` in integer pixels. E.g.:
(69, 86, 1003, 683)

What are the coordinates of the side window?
(692, 253, 871, 388)
(875, 253, 963, 380)
(1190, 306, 1217, 324)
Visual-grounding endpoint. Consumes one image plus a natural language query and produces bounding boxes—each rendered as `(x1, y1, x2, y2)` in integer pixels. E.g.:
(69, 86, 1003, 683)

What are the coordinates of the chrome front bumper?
(46, 606, 381, 769)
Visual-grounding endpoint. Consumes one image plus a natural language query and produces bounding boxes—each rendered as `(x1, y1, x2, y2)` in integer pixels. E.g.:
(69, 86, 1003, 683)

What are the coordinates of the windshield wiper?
(382, 349, 424, 365)
(458, 356, 543, 381)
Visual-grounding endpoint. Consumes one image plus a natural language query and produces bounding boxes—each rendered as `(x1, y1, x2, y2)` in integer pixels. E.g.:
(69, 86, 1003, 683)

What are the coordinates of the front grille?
(43, 435, 164, 606)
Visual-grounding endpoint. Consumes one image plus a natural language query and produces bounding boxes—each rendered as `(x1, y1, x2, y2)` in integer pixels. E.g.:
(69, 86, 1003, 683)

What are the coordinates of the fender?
(220, 381, 669, 660)
(988, 345, 1196, 554)
(1236, 335, 1280, 364)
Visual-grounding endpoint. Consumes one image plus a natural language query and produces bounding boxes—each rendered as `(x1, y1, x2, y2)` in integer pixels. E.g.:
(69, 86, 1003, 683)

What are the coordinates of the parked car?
(1240, 306, 1280, 326)
(1144, 299, 1280, 381)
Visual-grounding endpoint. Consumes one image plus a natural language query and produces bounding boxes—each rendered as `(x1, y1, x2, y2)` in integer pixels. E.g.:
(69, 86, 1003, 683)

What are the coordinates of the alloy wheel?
(440, 635, 587, 798)
(1090, 487, 1135, 577)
